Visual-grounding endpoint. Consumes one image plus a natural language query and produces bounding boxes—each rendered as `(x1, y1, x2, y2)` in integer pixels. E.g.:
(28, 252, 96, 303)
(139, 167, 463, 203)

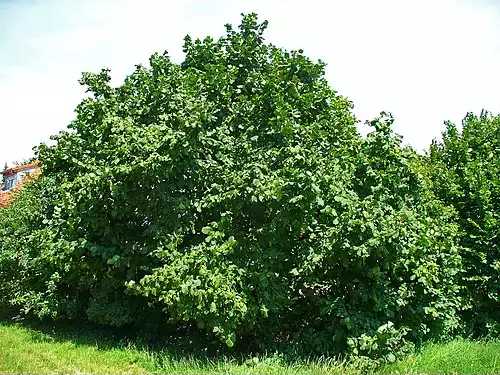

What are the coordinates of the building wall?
(0, 162, 40, 207)
(1, 165, 37, 191)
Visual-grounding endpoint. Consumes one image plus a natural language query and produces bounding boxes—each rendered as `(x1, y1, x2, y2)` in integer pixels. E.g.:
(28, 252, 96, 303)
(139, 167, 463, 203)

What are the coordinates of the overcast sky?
(1, 0, 500, 166)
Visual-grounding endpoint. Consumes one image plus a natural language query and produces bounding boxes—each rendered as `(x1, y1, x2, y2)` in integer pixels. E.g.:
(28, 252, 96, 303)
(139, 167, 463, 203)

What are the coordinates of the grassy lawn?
(0, 322, 498, 374)
(381, 339, 500, 375)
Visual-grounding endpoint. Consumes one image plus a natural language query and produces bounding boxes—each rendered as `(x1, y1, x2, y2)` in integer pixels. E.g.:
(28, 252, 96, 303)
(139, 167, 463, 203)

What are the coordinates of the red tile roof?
(0, 191, 10, 208)
(1, 161, 39, 176)
(0, 161, 40, 208)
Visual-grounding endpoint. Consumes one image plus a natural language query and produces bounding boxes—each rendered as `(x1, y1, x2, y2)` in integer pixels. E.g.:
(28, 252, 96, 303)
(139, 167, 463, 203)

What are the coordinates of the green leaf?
(201, 226, 212, 235)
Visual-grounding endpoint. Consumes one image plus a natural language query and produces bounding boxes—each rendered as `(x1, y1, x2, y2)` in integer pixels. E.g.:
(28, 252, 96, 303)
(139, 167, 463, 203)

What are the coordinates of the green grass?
(0, 323, 151, 374)
(0, 322, 498, 374)
(0, 322, 359, 375)
(381, 339, 500, 375)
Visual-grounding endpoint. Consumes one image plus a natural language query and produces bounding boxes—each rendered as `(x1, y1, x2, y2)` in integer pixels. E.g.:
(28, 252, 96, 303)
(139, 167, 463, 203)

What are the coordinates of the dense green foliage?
(427, 111, 499, 336)
(0, 14, 498, 361)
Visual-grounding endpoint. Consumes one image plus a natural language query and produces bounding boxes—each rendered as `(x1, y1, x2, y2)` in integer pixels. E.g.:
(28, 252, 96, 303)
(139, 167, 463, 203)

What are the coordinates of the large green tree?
(37, 13, 360, 346)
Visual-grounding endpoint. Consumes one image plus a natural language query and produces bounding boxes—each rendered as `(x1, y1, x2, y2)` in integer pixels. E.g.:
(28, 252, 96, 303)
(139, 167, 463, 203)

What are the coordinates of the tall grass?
(381, 339, 500, 375)
(0, 322, 498, 374)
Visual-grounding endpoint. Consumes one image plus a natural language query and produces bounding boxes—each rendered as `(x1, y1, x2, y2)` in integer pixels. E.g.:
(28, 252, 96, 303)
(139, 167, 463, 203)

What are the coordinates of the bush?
(0, 13, 483, 359)
(283, 114, 461, 353)
(36, 13, 360, 347)
(427, 111, 500, 336)
(347, 321, 415, 364)
(0, 177, 68, 318)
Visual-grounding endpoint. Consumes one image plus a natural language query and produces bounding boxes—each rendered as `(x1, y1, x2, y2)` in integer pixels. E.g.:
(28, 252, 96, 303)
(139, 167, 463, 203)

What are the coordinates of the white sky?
(1, 0, 500, 166)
